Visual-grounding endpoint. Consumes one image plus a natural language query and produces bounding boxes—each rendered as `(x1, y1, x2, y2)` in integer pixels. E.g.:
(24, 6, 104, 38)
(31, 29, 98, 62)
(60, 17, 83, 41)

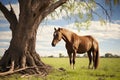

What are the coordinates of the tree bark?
(0, 0, 67, 76)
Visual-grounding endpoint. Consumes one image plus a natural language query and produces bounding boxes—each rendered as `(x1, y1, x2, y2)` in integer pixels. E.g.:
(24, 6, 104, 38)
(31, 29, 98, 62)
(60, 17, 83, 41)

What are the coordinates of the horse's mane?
(60, 28, 75, 34)
(60, 28, 79, 37)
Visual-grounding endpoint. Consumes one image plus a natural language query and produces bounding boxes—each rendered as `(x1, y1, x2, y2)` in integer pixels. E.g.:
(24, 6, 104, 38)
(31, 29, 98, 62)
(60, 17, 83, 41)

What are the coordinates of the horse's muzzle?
(51, 42, 55, 47)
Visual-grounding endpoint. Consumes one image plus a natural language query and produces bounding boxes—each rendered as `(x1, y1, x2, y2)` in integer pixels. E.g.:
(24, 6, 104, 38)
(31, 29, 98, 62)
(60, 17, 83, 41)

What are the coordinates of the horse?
(51, 28, 99, 69)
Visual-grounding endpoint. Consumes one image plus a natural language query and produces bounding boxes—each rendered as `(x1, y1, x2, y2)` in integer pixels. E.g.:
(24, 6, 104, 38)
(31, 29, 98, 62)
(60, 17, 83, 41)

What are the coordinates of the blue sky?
(0, 0, 120, 57)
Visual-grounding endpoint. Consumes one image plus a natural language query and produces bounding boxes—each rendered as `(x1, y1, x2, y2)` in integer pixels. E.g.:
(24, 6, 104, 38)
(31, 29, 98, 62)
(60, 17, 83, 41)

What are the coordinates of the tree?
(105, 53, 113, 58)
(59, 53, 64, 58)
(0, 0, 67, 76)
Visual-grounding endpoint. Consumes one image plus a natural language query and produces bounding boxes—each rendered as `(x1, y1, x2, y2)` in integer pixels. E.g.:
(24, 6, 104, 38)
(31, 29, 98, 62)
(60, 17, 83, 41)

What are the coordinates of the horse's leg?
(68, 52, 72, 68)
(87, 51, 92, 69)
(92, 51, 96, 69)
(73, 52, 76, 69)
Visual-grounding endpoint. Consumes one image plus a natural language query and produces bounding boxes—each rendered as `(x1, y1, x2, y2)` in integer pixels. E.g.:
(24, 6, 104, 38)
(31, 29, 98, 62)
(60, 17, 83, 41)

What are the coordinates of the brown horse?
(51, 28, 99, 69)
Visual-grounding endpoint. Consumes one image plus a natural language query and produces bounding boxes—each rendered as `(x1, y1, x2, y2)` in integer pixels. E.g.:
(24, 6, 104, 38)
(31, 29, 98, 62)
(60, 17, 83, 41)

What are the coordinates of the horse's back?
(77, 35, 98, 53)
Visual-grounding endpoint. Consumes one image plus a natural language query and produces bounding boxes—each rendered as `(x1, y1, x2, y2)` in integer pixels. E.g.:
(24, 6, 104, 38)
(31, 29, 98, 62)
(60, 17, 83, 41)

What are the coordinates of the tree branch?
(0, 66, 47, 76)
(42, 0, 68, 18)
(0, 2, 10, 21)
(84, 1, 111, 22)
(84, 1, 102, 20)
(94, 1, 111, 22)
(0, 2, 18, 31)
(33, 0, 67, 29)
(0, 66, 34, 76)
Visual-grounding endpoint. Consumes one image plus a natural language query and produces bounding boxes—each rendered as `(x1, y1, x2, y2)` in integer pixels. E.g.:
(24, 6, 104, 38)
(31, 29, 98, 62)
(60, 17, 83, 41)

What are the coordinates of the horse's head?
(51, 28, 63, 47)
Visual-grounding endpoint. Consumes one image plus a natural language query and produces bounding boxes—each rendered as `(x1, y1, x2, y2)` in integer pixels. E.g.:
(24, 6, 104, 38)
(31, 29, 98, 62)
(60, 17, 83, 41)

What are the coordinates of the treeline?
(102, 53, 120, 58)
(46, 53, 120, 58)
(0, 53, 119, 58)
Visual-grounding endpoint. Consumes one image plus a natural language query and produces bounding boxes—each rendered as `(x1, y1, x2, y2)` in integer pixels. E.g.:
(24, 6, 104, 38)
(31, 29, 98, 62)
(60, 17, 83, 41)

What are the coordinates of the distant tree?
(105, 53, 113, 58)
(59, 53, 64, 58)
(113, 54, 120, 58)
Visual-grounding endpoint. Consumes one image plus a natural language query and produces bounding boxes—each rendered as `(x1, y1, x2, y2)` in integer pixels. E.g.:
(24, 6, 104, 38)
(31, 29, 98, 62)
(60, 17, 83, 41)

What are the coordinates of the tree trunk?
(0, 0, 67, 76)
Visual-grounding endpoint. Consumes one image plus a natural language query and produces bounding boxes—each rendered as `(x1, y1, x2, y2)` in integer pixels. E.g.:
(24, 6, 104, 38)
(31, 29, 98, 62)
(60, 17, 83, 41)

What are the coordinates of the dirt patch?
(58, 67, 66, 72)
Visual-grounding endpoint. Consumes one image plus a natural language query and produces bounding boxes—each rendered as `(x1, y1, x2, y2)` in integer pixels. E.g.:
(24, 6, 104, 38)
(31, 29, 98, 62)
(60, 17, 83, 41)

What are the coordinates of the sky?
(0, 0, 120, 57)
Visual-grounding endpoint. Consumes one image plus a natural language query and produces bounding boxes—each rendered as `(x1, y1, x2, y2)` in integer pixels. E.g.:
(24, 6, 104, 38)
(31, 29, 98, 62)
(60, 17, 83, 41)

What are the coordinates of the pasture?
(0, 58, 120, 80)
(42, 58, 120, 80)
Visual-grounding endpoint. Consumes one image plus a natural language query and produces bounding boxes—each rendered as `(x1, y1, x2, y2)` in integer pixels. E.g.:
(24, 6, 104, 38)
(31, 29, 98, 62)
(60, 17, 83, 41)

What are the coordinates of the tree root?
(0, 66, 51, 76)
(0, 49, 53, 76)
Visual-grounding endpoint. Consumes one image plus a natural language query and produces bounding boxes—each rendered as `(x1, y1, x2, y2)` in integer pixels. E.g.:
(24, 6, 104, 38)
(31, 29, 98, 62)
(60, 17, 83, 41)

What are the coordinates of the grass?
(0, 58, 120, 80)
(42, 58, 120, 80)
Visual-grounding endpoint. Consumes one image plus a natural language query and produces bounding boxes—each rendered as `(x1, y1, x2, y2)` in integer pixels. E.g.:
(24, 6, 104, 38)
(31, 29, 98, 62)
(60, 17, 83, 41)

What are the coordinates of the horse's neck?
(61, 29, 73, 43)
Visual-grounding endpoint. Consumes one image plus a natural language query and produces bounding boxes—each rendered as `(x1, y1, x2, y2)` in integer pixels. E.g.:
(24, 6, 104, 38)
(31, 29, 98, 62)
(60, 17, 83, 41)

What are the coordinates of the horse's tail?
(94, 48, 99, 69)
(89, 35, 99, 69)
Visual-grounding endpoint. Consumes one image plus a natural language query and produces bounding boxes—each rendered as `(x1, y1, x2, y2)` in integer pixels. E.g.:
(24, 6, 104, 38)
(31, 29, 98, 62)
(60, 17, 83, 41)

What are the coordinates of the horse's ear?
(54, 27, 57, 31)
(58, 28, 61, 31)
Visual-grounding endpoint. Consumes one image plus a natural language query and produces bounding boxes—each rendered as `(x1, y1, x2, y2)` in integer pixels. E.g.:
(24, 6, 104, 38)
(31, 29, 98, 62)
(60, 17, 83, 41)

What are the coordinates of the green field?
(0, 58, 120, 80)
(42, 58, 120, 80)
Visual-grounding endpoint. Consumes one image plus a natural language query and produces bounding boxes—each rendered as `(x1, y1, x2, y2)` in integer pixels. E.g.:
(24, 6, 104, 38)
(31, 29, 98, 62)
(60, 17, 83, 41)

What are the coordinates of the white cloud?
(90, 22, 120, 40)
(0, 11, 6, 20)
(66, 21, 120, 40)
(36, 21, 120, 57)
(0, 20, 120, 57)
(0, 42, 10, 46)
(0, 31, 12, 40)
(0, 48, 6, 56)
(0, 22, 9, 27)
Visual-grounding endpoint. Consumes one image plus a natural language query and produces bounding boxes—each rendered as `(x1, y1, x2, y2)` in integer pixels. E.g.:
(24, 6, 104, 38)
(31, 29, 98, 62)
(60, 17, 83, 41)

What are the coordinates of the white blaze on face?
(54, 32, 58, 37)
